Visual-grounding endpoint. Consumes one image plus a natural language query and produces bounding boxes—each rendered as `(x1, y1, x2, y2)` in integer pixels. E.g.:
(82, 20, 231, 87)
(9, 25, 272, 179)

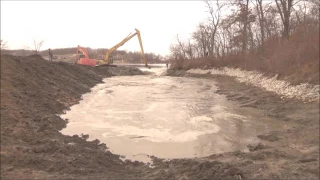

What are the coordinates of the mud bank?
(0, 55, 149, 180)
(166, 69, 319, 102)
(187, 68, 319, 102)
(1, 55, 318, 180)
(164, 69, 319, 179)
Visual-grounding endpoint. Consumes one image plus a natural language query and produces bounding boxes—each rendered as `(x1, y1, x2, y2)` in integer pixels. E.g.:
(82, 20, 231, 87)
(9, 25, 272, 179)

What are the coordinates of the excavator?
(76, 45, 97, 67)
(76, 29, 149, 68)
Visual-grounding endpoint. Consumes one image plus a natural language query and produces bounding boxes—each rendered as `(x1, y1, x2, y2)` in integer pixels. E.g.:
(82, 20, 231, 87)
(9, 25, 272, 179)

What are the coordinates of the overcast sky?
(1, 1, 210, 56)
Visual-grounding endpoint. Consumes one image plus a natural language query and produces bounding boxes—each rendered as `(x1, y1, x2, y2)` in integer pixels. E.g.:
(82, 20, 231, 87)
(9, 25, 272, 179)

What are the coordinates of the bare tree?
(254, 0, 266, 52)
(170, 36, 186, 60)
(185, 39, 194, 59)
(169, 44, 180, 60)
(204, 0, 224, 58)
(307, 0, 320, 6)
(169, 0, 318, 71)
(242, 0, 250, 55)
(1, 39, 8, 50)
(264, 5, 282, 39)
(176, 35, 187, 59)
(32, 39, 44, 54)
(192, 23, 209, 58)
(275, 0, 294, 39)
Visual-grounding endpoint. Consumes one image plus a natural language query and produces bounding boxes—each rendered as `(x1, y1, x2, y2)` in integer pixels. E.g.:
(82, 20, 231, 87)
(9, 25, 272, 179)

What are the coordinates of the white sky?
(1, 1, 209, 56)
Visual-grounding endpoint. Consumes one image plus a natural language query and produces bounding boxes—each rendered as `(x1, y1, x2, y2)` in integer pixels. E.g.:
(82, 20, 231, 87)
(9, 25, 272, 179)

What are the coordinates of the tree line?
(170, 0, 319, 61)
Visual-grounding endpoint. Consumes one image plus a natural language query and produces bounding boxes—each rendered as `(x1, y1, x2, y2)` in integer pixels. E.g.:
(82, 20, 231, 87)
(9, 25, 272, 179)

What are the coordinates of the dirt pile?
(0, 54, 149, 179)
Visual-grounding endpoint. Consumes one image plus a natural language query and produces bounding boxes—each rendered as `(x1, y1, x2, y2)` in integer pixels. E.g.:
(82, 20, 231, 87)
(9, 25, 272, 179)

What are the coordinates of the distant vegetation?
(2, 47, 166, 64)
(169, 0, 319, 85)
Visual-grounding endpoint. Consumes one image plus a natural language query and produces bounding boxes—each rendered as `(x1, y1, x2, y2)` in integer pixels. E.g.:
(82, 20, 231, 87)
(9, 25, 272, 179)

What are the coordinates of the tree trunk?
(242, 0, 249, 55)
(276, 0, 293, 39)
(256, 0, 265, 53)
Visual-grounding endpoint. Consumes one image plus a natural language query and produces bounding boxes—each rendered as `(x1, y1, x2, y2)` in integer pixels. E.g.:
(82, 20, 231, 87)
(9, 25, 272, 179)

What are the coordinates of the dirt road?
(1, 55, 318, 179)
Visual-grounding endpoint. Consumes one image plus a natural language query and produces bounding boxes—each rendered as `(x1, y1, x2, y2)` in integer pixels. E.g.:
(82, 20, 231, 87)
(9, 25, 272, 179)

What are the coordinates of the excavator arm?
(136, 29, 148, 67)
(77, 45, 90, 59)
(100, 29, 148, 67)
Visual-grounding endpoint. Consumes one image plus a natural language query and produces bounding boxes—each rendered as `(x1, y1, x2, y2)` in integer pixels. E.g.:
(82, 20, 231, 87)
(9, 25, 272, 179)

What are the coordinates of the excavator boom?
(99, 29, 148, 67)
(136, 29, 148, 67)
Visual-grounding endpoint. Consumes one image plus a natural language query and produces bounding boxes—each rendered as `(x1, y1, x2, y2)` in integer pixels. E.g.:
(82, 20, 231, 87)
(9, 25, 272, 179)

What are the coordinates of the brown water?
(60, 67, 283, 163)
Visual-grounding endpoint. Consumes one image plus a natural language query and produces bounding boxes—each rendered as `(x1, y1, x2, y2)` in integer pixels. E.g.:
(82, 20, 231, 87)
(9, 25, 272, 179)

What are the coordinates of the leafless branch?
(32, 39, 44, 54)
(1, 39, 8, 50)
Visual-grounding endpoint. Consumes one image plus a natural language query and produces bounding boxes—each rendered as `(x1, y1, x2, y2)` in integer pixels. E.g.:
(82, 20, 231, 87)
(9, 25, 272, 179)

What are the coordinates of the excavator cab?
(76, 49, 86, 60)
(79, 54, 85, 59)
(109, 56, 114, 64)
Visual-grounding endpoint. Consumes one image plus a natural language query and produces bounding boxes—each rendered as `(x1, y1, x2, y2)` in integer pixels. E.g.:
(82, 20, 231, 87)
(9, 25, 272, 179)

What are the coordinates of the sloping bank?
(0, 54, 147, 179)
(0, 55, 242, 180)
(166, 67, 319, 102)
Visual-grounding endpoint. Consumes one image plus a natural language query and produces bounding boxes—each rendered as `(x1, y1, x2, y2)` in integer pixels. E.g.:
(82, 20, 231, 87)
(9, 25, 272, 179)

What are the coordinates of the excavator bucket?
(77, 58, 97, 67)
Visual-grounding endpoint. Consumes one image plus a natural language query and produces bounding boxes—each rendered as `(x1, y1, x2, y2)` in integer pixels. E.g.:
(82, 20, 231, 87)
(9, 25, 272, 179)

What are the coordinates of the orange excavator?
(76, 28, 149, 68)
(76, 45, 97, 67)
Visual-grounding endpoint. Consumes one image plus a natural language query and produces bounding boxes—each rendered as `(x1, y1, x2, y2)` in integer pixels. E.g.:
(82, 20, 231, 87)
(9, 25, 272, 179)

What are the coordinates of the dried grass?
(170, 27, 319, 85)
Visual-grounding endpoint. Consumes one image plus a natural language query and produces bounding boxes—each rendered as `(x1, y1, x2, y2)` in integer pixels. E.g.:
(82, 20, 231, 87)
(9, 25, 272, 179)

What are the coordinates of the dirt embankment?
(1, 55, 318, 180)
(0, 55, 149, 180)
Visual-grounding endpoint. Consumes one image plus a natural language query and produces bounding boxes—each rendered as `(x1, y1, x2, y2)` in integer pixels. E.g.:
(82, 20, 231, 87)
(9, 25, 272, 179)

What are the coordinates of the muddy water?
(60, 67, 283, 163)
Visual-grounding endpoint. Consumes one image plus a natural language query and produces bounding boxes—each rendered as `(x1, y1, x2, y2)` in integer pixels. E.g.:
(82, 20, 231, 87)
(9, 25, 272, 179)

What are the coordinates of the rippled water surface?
(60, 67, 282, 162)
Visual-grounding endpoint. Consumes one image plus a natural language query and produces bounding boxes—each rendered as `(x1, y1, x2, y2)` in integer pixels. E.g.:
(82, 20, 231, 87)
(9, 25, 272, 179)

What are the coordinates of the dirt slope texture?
(1, 54, 319, 180)
(0, 55, 148, 180)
